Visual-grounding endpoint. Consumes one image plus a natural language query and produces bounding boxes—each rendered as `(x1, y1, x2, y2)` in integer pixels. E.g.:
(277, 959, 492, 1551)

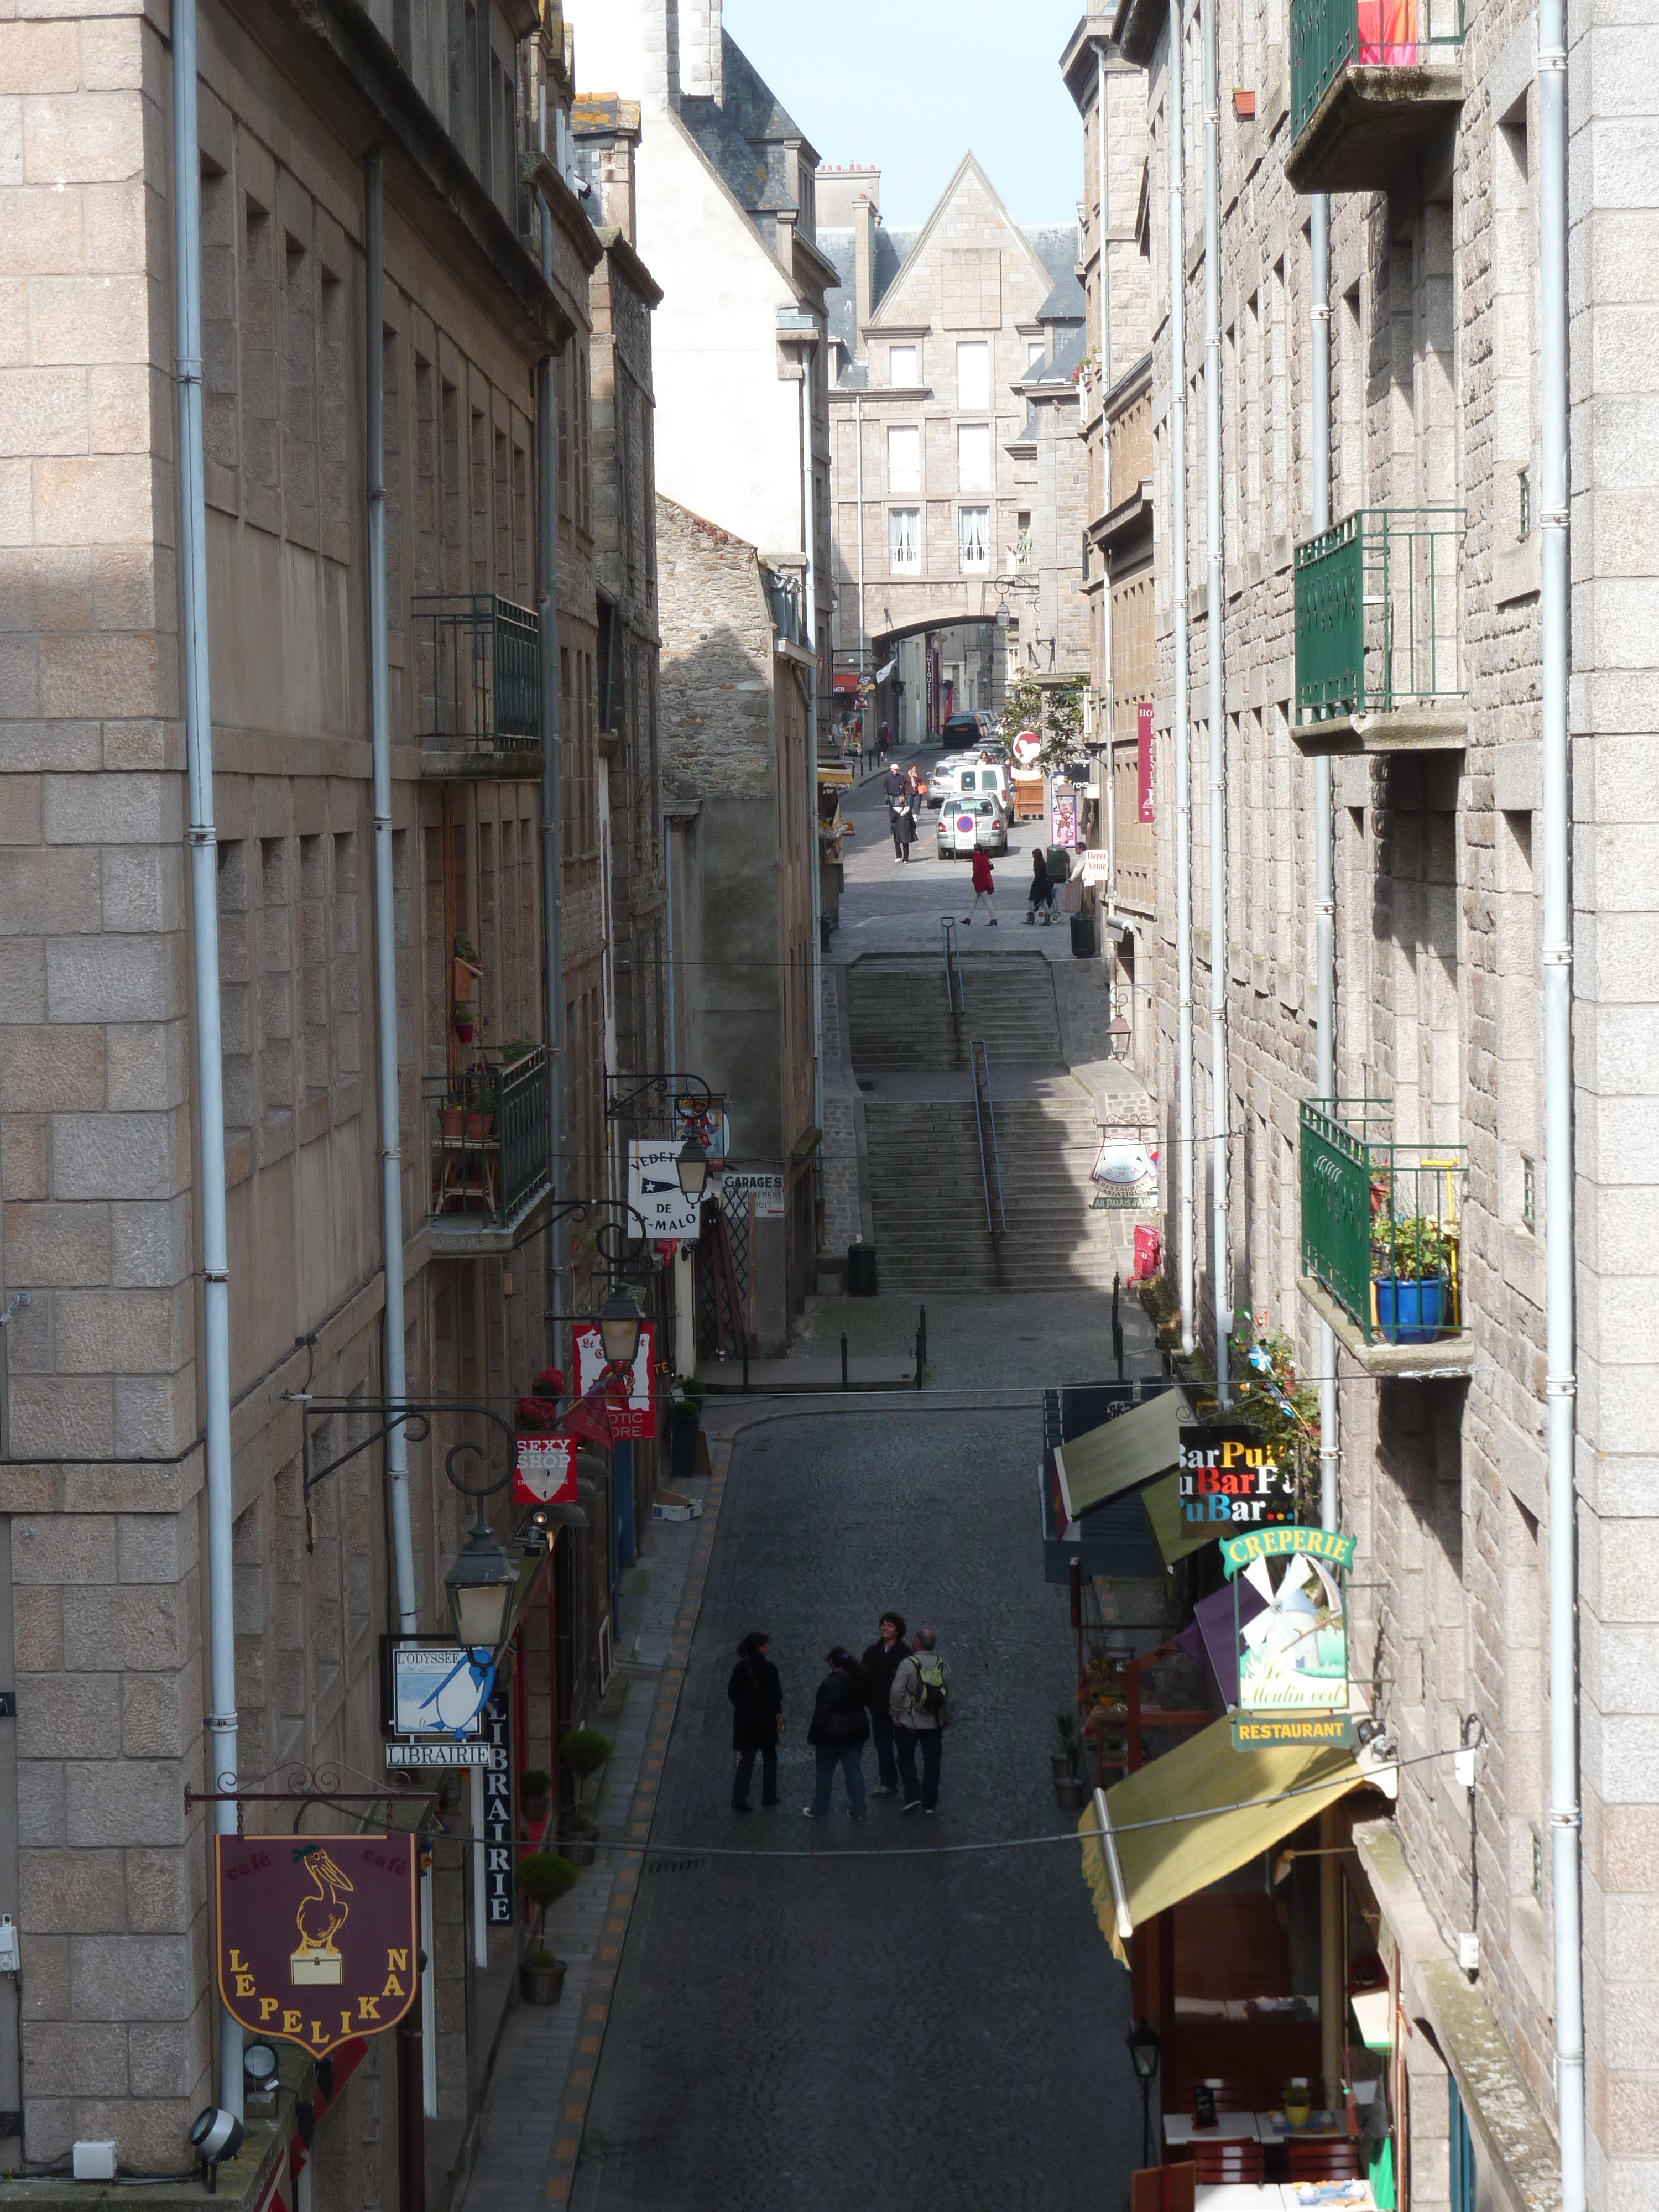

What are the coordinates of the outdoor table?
(1193, 2186, 1289, 2211)
(1165, 2111, 1262, 2146)
(1256, 2111, 1353, 2141)
(1280, 2185, 1377, 2210)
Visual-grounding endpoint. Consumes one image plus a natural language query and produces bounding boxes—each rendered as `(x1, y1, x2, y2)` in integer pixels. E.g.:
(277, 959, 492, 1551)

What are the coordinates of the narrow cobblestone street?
(568, 1405, 1139, 2210)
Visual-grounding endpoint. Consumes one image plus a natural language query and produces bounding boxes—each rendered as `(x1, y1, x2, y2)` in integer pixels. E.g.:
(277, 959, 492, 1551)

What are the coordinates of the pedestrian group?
(727, 1614, 953, 1818)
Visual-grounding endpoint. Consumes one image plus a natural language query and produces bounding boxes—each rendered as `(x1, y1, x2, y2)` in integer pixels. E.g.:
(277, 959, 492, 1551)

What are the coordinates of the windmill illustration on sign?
(290, 1844, 354, 1985)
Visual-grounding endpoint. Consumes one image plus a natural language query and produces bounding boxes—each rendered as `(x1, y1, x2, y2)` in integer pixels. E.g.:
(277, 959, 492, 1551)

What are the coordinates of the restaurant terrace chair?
(1171, 2076, 1252, 2113)
(1286, 2137, 1361, 2180)
(1191, 2140, 1266, 2185)
(1131, 2163, 1196, 2212)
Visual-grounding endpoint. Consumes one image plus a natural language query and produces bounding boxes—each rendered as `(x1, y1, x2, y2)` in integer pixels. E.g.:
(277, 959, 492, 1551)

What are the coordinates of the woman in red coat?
(963, 846, 998, 925)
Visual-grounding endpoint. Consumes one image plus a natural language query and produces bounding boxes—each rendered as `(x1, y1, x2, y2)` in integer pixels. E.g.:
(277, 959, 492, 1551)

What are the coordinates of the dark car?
(940, 712, 982, 752)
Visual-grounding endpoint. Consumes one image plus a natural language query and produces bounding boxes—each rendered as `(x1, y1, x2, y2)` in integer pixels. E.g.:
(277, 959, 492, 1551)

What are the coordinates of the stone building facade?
(1111, 0, 1658, 2202)
(820, 156, 1087, 725)
(0, 0, 667, 2199)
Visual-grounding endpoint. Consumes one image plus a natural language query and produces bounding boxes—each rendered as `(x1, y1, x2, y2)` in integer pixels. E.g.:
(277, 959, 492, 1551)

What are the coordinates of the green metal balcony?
(425, 1046, 552, 1249)
(1292, 508, 1465, 756)
(1287, 0, 1467, 194)
(1298, 1099, 1472, 1374)
(413, 593, 542, 777)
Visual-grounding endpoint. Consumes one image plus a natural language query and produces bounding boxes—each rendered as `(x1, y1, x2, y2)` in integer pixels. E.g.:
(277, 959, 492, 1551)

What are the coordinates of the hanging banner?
(1051, 793, 1079, 848)
(672, 1093, 729, 1171)
(514, 1433, 577, 1506)
(627, 1140, 701, 1240)
(217, 1834, 419, 2058)
(1227, 1535, 1352, 1740)
(482, 1688, 514, 1927)
(1136, 701, 1154, 822)
(1091, 1131, 1159, 1209)
(573, 1319, 658, 1440)
(1178, 1424, 1297, 1533)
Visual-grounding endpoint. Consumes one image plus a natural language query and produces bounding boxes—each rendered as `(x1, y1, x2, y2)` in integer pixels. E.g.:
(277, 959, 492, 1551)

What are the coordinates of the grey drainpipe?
(1167, 0, 1194, 1356)
(1311, 192, 1337, 1536)
(1538, 0, 1584, 2198)
(536, 195, 565, 1376)
(171, 0, 242, 2112)
(1201, 0, 1229, 1406)
(364, 154, 418, 1636)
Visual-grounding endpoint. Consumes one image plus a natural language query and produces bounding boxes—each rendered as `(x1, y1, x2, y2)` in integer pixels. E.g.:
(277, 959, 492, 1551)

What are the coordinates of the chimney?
(679, 0, 723, 103)
(854, 192, 876, 359)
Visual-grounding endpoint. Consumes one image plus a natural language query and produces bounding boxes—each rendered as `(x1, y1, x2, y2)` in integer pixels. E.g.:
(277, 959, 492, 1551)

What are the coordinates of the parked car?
(936, 795, 1009, 858)
(940, 712, 983, 752)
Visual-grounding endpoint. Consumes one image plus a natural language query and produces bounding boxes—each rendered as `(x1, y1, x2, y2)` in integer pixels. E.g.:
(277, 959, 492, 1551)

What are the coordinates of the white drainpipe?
(1310, 192, 1338, 1533)
(364, 154, 418, 1635)
(1538, 0, 1584, 2200)
(535, 195, 565, 1378)
(800, 343, 825, 1144)
(171, 0, 242, 2114)
(1201, 0, 1229, 1406)
(1167, 0, 1194, 1354)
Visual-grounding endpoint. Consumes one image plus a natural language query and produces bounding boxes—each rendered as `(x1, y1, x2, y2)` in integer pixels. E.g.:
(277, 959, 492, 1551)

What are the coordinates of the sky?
(721, 0, 1089, 229)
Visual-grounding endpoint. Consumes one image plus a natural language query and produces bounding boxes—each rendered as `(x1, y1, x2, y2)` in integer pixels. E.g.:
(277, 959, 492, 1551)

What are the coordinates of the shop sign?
(1051, 793, 1079, 847)
(1136, 701, 1154, 823)
(1178, 1425, 1297, 1532)
(1078, 846, 1112, 886)
(481, 1688, 514, 1926)
(514, 1433, 577, 1506)
(1229, 1531, 1353, 1725)
(573, 1319, 658, 1440)
(1091, 1132, 1159, 1209)
(382, 1740, 491, 1768)
(381, 1636, 489, 1740)
(723, 1168, 785, 1218)
(1230, 1712, 1356, 1750)
(216, 1832, 418, 2058)
(627, 1140, 701, 1240)
(1220, 1524, 1357, 1577)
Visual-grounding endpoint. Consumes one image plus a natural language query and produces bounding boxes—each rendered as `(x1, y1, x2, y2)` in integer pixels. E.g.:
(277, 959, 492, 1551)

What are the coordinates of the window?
(888, 507, 919, 573)
(957, 423, 991, 492)
(889, 344, 917, 386)
(1027, 337, 1046, 370)
(958, 507, 990, 572)
(956, 340, 990, 409)
(887, 424, 920, 494)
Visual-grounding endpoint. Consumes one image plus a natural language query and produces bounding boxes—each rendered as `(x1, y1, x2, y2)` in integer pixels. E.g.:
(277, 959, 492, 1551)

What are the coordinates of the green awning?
(1051, 1387, 1193, 1521)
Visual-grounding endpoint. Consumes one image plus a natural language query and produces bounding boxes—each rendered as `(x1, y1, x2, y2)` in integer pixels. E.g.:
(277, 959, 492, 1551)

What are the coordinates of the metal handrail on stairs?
(970, 1039, 1006, 1235)
(940, 917, 965, 1016)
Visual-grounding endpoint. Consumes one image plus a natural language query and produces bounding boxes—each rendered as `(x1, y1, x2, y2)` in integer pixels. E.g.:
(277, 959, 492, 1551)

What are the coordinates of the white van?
(927, 758, 1010, 811)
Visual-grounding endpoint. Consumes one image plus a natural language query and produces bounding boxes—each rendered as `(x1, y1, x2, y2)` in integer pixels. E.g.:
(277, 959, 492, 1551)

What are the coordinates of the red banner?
(217, 1834, 419, 2058)
(573, 1320, 657, 1440)
(1136, 701, 1154, 823)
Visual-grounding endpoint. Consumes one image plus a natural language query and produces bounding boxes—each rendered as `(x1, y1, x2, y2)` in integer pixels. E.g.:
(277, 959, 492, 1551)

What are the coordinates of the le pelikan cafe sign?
(217, 1833, 419, 2058)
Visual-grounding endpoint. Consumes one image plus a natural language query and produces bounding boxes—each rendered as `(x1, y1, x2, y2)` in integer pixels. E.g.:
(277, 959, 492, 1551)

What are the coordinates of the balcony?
(1298, 1098, 1473, 1375)
(1286, 0, 1467, 194)
(424, 1046, 552, 1254)
(413, 593, 542, 779)
(1292, 508, 1465, 757)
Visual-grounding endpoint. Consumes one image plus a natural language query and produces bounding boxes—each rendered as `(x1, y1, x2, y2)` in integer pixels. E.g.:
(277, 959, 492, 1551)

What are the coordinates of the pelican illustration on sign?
(291, 1844, 353, 1984)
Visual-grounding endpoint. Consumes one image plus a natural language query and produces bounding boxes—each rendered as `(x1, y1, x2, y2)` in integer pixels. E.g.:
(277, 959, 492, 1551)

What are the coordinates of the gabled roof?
(869, 153, 1060, 329)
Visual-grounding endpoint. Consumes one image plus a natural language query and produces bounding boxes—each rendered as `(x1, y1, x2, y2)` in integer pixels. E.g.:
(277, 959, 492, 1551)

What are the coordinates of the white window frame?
(889, 344, 918, 387)
(957, 422, 992, 493)
(958, 506, 990, 573)
(1027, 337, 1047, 370)
(956, 340, 990, 410)
(886, 423, 921, 495)
(889, 507, 920, 574)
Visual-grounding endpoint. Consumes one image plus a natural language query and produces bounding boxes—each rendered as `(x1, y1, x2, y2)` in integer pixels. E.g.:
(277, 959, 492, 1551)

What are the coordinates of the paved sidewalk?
(455, 1479, 714, 2211)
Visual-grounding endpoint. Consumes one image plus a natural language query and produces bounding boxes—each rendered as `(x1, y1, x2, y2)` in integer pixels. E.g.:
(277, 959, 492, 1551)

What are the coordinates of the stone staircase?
(863, 1089, 1123, 1291)
(843, 952, 1064, 1071)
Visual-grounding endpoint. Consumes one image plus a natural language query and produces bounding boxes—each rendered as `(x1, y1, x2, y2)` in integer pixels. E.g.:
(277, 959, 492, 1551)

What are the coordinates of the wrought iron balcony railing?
(1287, 0, 1467, 192)
(1300, 1098, 1468, 1347)
(425, 1046, 551, 1230)
(413, 593, 540, 754)
(1291, 0, 1467, 142)
(1293, 507, 1464, 726)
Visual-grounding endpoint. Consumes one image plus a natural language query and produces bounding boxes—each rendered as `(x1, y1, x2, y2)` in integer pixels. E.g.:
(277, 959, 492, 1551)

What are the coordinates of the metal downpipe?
(536, 195, 566, 1381)
(1538, 0, 1584, 2199)
(1168, 0, 1194, 1356)
(1201, 0, 1228, 1406)
(801, 353, 825, 1146)
(365, 155, 418, 1635)
(172, 0, 242, 2112)
(1311, 194, 1338, 1533)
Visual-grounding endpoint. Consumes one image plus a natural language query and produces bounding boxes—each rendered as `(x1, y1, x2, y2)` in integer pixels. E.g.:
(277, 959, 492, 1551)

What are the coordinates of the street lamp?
(444, 1508, 518, 1662)
(598, 1282, 644, 1369)
(676, 1129, 709, 1200)
(1126, 2016, 1161, 2169)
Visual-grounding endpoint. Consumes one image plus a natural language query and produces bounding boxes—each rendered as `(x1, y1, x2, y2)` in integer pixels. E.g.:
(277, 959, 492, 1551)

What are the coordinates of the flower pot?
(519, 1794, 551, 1830)
(557, 1829, 597, 1868)
(453, 1021, 476, 1044)
(442, 1107, 495, 1142)
(1053, 1773, 1090, 1812)
(519, 1958, 566, 2006)
(1050, 1753, 1078, 1782)
(1373, 1274, 1447, 1345)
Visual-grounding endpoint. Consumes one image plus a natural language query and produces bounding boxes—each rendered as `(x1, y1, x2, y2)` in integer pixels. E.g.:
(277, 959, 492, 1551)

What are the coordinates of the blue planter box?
(1373, 1275, 1447, 1345)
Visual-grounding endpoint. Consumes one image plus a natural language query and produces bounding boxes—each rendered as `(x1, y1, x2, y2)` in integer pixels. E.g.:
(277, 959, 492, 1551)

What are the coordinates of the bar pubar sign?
(217, 1833, 419, 2057)
(1178, 1425, 1297, 1532)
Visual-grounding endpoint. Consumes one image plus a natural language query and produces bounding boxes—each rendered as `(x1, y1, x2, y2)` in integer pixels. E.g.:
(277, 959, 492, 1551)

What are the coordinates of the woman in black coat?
(728, 1631, 783, 1810)
(803, 1647, 870, 1820)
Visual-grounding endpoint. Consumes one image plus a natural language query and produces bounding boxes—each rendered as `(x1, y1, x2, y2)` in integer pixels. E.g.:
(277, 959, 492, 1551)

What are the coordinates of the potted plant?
(497, 1034, 537, 1067)
(518, 1852, 578, 2005)
(1371, 1215, 1453, 1344)
(1052, 1710, 1089, 1810)
(556, 1727, 612, 1865)
(667, 1376, 703, 1484)
(519, 1767, 553, 1831)
(556, 1806, 597, 1867)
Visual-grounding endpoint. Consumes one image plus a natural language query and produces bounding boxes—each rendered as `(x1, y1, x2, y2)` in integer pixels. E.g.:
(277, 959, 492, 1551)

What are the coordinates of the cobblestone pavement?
(567, 1406, 1139, 2212)
(792, 1284, 1161, 1395)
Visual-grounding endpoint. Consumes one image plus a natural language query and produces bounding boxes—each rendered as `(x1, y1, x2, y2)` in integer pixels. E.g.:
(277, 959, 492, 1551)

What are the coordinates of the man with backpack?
(889, 1627, 951, 1814)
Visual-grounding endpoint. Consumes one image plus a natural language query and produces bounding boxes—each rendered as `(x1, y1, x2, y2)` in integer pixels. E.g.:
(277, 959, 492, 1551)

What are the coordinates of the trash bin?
(846, 1243, 879, 1297)
(1070, 908, 1096, 958)
(667, 1403, 700, 1484)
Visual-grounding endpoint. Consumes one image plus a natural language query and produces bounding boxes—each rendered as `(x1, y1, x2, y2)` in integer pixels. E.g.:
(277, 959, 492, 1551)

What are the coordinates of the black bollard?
(918, 1304, 927, 1371)
(742, 1337, 750, 1394)
(841, 1332, 849, 1390)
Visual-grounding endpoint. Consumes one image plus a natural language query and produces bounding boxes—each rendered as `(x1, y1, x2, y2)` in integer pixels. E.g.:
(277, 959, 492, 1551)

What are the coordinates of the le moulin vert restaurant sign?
(1222, 1524, 1358, 1751)
(217, 1833, 418, 2058)
(1178, 1425, 1297, 1533)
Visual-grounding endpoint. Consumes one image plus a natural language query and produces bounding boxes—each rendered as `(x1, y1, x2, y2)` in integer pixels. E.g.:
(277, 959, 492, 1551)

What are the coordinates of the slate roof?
(1036, 268, 1088, 325)
(676, 32, 821, 258)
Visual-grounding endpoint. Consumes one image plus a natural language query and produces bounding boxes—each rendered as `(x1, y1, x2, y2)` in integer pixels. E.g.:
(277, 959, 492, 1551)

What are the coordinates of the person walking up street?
(804, 1647, 870, 1819)
(890, 1627, 951, 1813)
(859, 1613, 911, 1796)
(1027, 848, 1053, 926)
(727, 1632, 782, 1811)
(963, 846, 998, 926)
(883, 759, 906, 808)
(890, 795, 916, 863)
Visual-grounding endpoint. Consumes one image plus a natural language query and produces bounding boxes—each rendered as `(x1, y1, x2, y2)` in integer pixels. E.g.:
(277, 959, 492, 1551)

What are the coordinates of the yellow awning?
(1078, 1717, 1365, 1965)
(1052, 1389, 1192, 1520)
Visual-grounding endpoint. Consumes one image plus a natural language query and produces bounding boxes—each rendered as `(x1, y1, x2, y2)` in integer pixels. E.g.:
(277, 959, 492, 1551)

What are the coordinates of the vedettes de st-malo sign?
(216, 1833, 419, 2057)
